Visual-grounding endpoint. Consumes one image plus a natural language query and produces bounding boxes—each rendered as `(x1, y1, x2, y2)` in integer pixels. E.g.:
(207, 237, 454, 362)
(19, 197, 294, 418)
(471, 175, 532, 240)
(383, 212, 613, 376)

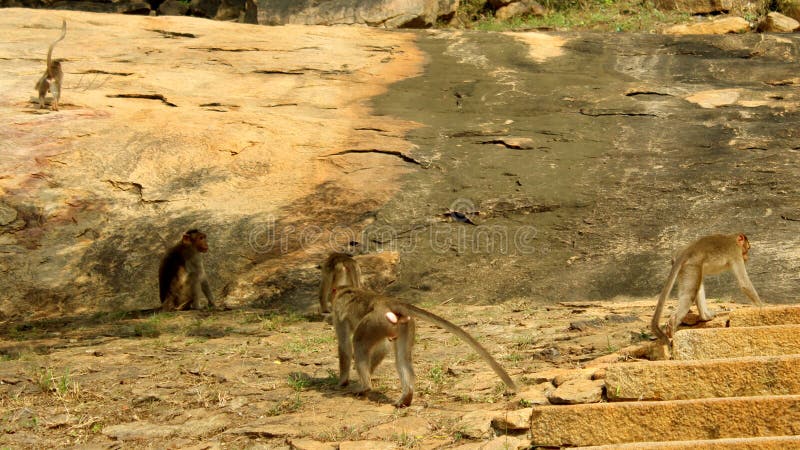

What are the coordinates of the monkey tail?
(651, 252, 688, 344)
(399, 303, 518, 392)
(45, 20, 67, 77)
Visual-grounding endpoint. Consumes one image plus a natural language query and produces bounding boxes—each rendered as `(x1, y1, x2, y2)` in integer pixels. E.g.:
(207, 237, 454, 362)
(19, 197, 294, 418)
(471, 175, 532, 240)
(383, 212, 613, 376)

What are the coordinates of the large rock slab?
(577, 435, 800, 449)
(0, 9, 422, 318)
(605, 355, 800, 401)
(672, 325, 800, 359)
(727, 305, 800, 327)
(530, 395, 800, 447)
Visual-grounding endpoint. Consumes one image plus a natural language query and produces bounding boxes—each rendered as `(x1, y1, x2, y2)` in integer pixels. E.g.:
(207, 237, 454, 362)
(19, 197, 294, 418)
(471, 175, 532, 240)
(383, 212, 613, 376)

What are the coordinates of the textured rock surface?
(759, 11, 800, 31)
(663, 16, 750, 34)
(728, 304, 800, 327)
(0, 9, 421, 318)
(604, 355, 800, 401)
(530, 395, 800, 447)
(579, 435, 800, 449)
(672, 325, 800, 359)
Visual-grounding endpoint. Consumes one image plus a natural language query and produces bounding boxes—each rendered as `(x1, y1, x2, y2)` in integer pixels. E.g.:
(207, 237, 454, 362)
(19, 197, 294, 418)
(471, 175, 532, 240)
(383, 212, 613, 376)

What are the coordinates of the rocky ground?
(1, 7, 799, 449)
(0, 293, 749, 448)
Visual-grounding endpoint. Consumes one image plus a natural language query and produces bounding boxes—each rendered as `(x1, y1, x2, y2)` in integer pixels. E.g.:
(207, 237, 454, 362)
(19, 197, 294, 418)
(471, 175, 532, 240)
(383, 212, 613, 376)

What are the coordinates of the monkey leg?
(695, 282, 715, 321)
(370, 340, 389, 374)
(50, 80, 60, 111)
(335, 320, 353, 387)
(37, 78, 49, 109)
(352, 316, 391, 394)
(668, 267, 701, 338)
(394, 320, 415, 407)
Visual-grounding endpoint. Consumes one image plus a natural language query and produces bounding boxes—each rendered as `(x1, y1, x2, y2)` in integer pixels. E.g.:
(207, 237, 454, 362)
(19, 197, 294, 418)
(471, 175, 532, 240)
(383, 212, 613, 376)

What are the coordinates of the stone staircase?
(529, 305, 800, 449)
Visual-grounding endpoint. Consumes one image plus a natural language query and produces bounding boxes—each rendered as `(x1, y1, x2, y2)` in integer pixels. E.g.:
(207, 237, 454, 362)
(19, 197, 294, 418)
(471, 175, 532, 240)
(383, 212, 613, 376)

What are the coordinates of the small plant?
(36, 367, 78, 398)
(133, 316, 161, 338)
(429, 363, 445, 389)
(519, 398, 532, 407)
(287, 372, 311, 391)
(267, 393, 303, 416)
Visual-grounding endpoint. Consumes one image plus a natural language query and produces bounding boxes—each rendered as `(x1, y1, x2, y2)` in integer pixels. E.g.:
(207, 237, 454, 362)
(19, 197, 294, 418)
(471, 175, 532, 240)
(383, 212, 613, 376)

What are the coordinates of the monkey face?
(195, 234, 209, 253)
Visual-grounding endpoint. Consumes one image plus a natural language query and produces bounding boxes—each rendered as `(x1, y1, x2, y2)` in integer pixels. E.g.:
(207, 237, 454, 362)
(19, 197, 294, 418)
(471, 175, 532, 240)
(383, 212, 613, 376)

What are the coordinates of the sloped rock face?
(256, 0, 459, 28)
(0, 9, 422, 318)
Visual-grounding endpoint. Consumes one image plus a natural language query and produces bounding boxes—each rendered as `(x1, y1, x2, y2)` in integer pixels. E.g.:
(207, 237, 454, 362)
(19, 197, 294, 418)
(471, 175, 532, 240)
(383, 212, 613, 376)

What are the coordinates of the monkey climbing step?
(604, 355, 800, 401)
(529, 394, 800, 448)
(574, 435, 800, 449)
(727, 305, 800, 327)
(671, 324, 800, 360)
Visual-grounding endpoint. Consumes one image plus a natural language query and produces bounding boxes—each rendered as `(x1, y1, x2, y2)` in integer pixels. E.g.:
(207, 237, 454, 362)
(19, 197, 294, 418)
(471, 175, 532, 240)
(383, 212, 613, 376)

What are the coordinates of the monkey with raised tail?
(35, 20, 66, 111)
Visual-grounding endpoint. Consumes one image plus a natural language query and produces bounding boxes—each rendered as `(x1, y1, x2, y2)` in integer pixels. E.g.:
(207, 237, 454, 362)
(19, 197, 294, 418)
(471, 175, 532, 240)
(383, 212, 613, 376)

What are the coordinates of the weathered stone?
(654, 0, 731, 14)
(491, 408, 532, 431)
(451, 436, 531, 449)
(102, 422, 179, 440)
(728, 305, 800, 327)
(257, 0, 459, 28)
(605, 355, 800, 401)
(364, 416, 430, 440)
(758, 11, 800, 32)
(158, 0, 189, 15)
(530, 395, 800, 447)
(289, 439, 337, 450)
(547, 379, 604, 405)
(515, 384, 551, 406)
(663, 16, 749, 35)
(339, 441, 397, 450)
(580, 435, 800, 449)
(214, 0, 244, 20)
(673, 324, 800, 360)
(495, 0, 545, 20)
(456, 410, 496, 438)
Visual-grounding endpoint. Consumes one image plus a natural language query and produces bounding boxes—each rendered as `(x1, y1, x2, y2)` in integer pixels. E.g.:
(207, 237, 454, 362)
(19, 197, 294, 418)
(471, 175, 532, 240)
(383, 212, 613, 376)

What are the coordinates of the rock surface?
(663, 15, 750, 34)
(758, 11, 800, 31)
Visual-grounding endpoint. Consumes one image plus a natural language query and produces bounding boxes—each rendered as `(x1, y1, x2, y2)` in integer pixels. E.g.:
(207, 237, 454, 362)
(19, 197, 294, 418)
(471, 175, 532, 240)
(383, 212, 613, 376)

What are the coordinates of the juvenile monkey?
(332, 288, 517, 407)
(651, 233, 762, 345)
(35, 20, 67, 111)
(318, 252, 362, 314)
(159, 229, 216, 311)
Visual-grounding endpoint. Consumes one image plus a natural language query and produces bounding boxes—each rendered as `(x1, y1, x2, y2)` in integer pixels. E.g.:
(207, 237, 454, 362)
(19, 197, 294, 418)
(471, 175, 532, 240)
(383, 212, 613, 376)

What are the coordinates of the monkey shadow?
(290, 371, 396, 406)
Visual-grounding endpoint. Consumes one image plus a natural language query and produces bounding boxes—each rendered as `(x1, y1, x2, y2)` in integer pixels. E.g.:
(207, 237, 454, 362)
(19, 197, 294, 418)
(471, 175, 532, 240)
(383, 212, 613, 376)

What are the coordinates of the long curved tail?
(46, 20, 67, 76)
(400, 303, 517, 392)
(651, 252, 687, 344)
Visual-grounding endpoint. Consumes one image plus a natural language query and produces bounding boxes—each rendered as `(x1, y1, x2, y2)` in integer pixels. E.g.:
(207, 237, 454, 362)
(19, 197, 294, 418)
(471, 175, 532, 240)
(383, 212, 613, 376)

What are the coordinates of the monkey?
(332, 288, 517, 407)
(651, 233, 762, 345)
(159, 229, 216, 311)
(318, 252, 362, 314)
(35, 20, 66, 111)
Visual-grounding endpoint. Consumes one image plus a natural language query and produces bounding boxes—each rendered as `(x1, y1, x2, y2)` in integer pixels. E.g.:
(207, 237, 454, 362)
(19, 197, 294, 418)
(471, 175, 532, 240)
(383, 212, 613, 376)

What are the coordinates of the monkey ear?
(181, 234, 192, 244)
(737, 234, 747, 245)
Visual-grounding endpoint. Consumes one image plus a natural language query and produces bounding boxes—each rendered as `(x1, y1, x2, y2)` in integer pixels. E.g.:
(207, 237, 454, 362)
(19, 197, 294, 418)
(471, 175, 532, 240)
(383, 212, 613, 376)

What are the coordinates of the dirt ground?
(0, 297, 746, 449)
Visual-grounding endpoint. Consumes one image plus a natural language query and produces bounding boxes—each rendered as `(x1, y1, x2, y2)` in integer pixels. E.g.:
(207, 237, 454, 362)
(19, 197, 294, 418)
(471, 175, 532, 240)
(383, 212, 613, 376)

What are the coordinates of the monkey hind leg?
(668, 268, 700, 338)
(394, 321, 415, 407)
(50, 81, 60, 111)
(695, 283, 715, 321)
(370, 340, 389, 374)
(335, 321, 353, 387)
(36, 78, 49, 109)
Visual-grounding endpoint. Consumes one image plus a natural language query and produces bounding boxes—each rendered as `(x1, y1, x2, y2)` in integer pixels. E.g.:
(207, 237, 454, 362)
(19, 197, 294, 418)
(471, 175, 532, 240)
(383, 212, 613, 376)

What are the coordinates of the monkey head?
(737, 233, 750, 262)
(183, 229, 209, 253)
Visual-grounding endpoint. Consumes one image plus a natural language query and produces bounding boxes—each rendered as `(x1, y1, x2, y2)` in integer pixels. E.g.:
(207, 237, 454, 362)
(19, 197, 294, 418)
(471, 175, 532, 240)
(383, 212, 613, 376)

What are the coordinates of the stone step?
(604, 355, 800, 401)
(530, 395, 800, 447)
(672, 324, 800, 360)
(575, 435, 800, 449)
(728, 305, 800, 327)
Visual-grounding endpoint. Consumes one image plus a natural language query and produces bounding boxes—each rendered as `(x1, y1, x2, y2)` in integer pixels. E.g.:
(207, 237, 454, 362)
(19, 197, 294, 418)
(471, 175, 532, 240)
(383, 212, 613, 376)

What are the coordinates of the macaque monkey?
(35, 20, 67, 111)
(318, 252, 362, 314)
(651, 233, 762, 345)
(332, 288, 517, 407)
(159, 229, 216, 311)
